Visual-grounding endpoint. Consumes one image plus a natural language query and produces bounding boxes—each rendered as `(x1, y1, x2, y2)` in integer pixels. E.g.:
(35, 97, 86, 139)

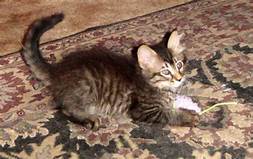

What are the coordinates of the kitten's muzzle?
(176, 78, 182, 82)
(173, 72, 183, 82)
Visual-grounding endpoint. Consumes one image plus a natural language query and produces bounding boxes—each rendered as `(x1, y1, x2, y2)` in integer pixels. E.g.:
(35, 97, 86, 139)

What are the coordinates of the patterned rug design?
(0, 0, 253, 158)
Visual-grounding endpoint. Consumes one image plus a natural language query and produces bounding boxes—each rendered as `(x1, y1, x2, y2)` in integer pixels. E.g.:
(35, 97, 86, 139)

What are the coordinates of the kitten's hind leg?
(60, 86, 106, 131)
(63, 107, 106, 131)
(66, 109, 104, 131)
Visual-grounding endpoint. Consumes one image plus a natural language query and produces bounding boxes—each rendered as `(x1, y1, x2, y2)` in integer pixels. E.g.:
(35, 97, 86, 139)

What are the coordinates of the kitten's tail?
(21, 13, 64, 86)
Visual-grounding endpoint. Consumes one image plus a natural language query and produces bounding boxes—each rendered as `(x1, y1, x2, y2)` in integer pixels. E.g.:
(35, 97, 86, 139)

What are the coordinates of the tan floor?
(0, 0, 191, 56)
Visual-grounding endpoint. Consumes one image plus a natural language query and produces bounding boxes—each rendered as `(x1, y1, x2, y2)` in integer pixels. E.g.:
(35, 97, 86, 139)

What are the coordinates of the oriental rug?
(0, 0, 253, 158)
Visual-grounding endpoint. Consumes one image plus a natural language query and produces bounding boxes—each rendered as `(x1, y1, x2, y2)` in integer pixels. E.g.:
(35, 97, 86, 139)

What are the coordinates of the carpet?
(0, 0, 253, 158)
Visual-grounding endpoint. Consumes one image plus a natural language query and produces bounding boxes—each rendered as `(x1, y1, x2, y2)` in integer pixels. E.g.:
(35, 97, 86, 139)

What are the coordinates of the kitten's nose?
(174, 73, 183, 81)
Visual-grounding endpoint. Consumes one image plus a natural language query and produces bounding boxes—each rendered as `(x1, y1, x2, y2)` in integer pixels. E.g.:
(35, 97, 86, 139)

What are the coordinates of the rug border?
(2, 0, 227, 57)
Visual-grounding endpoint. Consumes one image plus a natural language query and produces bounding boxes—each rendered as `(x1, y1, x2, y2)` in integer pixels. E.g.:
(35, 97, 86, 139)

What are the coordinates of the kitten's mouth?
(162, 86, 180, 93)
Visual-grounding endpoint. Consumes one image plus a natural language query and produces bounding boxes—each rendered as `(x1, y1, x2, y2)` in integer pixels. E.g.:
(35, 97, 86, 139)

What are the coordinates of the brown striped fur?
(22, 13, 199, 130)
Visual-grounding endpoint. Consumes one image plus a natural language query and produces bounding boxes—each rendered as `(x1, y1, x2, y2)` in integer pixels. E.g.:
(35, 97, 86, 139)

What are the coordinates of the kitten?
(21, 13, 199, 130)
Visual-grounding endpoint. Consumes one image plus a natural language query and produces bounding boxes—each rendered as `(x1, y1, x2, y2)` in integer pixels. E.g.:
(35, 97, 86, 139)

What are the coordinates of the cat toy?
(173, 95, 237, 115)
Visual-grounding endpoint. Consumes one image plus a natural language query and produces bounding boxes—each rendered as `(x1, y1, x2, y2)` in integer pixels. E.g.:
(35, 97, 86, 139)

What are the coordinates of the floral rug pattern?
(0, 0, 253, 158)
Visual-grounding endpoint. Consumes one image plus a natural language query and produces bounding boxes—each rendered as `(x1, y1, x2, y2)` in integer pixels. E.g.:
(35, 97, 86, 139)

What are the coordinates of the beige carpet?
(0, 0, 191, 56)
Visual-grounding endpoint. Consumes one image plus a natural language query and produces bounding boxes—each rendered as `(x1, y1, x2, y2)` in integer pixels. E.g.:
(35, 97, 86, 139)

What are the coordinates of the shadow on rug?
(0, 0, 252, 158)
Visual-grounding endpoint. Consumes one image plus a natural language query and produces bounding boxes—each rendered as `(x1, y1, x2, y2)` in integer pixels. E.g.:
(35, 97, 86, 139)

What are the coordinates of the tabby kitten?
(21, 13, 198, 130)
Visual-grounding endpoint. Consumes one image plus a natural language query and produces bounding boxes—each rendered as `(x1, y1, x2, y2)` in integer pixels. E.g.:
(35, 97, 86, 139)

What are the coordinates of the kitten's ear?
(167, 31, 185, 54)
(137, 45, 164, 72)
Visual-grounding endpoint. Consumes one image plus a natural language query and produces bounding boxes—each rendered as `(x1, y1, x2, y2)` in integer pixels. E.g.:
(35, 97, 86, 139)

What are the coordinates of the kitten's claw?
(91, 117, 103, 131)
(83, 116, 106, 131)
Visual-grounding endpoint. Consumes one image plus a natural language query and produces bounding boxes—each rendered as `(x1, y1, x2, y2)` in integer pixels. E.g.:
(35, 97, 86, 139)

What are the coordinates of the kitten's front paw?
(180, 110, 200, 127)
(190, 114, 200, 127)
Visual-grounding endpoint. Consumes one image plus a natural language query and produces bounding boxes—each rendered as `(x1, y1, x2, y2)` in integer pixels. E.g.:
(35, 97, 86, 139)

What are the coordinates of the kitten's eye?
(161, 69, 171, 76)
(176, 61, 183, 70)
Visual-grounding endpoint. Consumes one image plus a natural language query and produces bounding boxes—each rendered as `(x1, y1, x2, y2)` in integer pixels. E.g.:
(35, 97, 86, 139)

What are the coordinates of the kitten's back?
(50, 48, 140, 86)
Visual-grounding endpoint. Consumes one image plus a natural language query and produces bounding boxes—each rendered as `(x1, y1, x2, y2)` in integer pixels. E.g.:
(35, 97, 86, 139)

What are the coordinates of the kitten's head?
(137, 31, 187, 92)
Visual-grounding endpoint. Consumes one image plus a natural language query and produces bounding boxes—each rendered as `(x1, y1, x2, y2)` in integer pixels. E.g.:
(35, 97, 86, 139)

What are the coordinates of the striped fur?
(22, 13, 199, 129)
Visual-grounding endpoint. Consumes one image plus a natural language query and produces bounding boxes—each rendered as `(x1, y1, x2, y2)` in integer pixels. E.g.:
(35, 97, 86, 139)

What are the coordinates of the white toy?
(174, 95, 237, 115)
(174, 95, 201, 113)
